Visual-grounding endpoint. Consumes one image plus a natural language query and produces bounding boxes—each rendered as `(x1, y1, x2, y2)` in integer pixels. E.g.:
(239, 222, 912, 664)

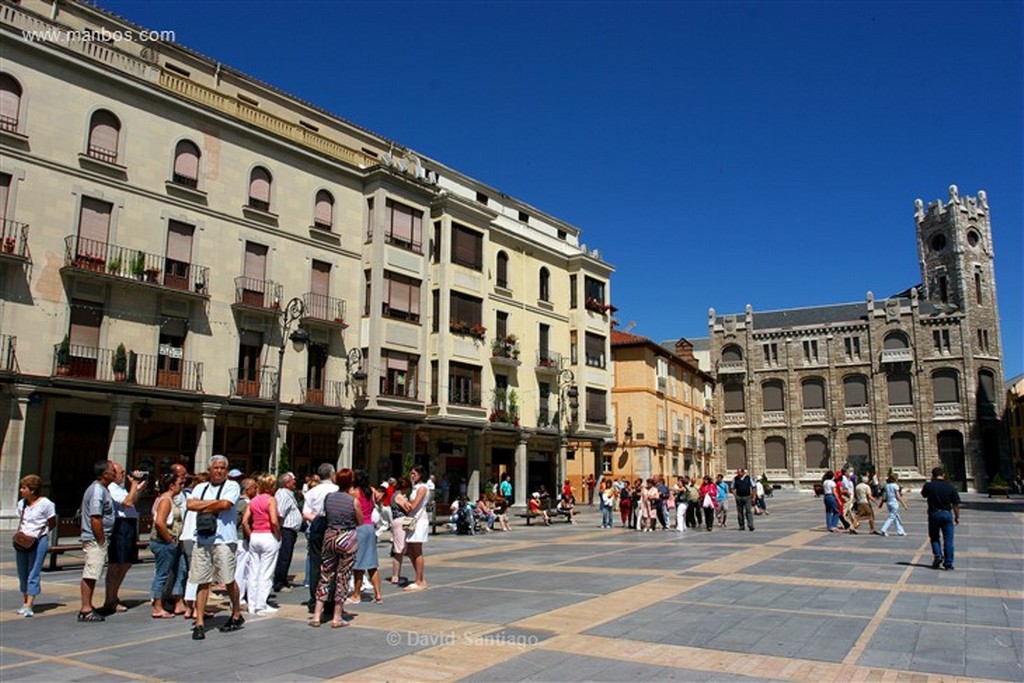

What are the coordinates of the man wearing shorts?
(78, 460, 116, 622)
(187, 455, 243, 640)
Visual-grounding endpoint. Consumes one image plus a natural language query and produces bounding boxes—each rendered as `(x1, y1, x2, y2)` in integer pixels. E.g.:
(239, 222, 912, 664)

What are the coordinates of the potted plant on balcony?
(3, 237, 15, 254)
(113, 343, 128, 381)
(107, 254, 122, 275)
(131, 251, 146, 280)
(143, 267, 161, 284)
(56, 335, 71, 376)
(470, 323, 487, 341)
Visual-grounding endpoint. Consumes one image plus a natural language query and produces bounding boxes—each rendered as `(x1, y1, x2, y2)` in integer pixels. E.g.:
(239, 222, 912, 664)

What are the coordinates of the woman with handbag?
(699, 476, 719, 532)
(13, 475, 56, 617)
(394, 465, 429, 591)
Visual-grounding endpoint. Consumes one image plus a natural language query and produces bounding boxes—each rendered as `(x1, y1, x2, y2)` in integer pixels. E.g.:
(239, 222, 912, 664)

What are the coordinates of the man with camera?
(104, 462, 148, 614)
(187, 455, 243, 640)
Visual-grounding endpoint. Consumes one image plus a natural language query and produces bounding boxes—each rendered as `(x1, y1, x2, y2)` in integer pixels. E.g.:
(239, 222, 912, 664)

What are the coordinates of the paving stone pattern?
(0, 492, 1021, 682)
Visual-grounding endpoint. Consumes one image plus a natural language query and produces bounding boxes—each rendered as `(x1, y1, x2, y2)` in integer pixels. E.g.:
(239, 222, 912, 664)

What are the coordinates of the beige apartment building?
(0, 0, 614, 524)
(707, 186, 1009, 492)
(608, 331, 714, 484)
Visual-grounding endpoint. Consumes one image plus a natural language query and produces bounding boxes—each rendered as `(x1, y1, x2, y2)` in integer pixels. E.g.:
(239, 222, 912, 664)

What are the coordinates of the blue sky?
(103, 0, 1023, 377)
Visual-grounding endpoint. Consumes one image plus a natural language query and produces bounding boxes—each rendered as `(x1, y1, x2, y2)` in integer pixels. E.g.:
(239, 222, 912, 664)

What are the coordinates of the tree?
(277, 442, 290, 476)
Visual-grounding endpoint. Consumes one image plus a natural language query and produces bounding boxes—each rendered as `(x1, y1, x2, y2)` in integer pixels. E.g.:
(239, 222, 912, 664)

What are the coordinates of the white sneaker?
(255, 606, 278, 615)
(15, 606, 28, 615)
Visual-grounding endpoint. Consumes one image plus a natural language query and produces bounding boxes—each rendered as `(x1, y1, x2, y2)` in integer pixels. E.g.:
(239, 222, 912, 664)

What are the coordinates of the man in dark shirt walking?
(921, 467, 961, 570)
(731, 468, 755, 532)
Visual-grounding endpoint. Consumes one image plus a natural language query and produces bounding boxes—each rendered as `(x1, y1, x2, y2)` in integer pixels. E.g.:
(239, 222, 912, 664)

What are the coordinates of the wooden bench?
(45, 514, 152, 571)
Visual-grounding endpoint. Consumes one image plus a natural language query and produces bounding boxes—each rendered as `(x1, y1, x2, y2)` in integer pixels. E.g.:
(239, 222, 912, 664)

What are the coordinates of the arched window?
(721, 344, 743, 362)
(891, 432, 917, 468)
(764, 437, 787, 470)
(172, 140, 200, 188)
(762, 379, 785, 412)
(723, 382, 745, 414)
(725, 438, 746, 470)
(847, 433, 872, 473)
(887, 371, 913, 406)
(539, 267, 550, 302)
(313, 189, 334, 230)
(804, 435, 828, 470)
(802, 377, 826, 410)
(932, 369, 959, 404)
(883, 331, 910, 349)
(496, 251, 509, 289)
(843, 375, 868, 407)
(0, 74, 22, 132)
(977, 368, 997, 418)
(87, 109, 121, 164)
(248, 166, 272, 211)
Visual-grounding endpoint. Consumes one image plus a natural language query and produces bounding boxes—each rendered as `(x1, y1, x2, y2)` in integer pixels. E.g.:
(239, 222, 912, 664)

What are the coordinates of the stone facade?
(0, 0, 614, 526)
(707, 186, 1008, 492)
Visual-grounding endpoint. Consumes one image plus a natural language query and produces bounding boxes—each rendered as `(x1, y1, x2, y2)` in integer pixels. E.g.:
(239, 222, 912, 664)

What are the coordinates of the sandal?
(373, 596, 383, 604)
(307, 618, 321, 628)
(77, 610, 105, 623)
(329, 619, 349, 628)
(403, 583, 426, 592)
(103, 603, 129, 613)
(151, 612, 176, 619)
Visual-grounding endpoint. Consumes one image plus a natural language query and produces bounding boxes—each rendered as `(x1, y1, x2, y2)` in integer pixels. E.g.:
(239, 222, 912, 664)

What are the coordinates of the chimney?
(675, 338, 696, 363)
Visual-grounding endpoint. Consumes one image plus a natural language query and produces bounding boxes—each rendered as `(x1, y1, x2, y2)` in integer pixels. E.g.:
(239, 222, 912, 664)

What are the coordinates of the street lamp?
(346, 347, 367, 397)
(828, 417, 839, 473)
(556, 368, 579, 490)
(269, 297, 308, 474)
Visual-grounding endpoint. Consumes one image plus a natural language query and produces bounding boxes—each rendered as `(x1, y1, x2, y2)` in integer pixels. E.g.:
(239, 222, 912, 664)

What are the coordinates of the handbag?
(195, 481, 225, 538)
(401, 515, 417, 531)
(701, 493, 714, 508)
(12, 502, 37, 550)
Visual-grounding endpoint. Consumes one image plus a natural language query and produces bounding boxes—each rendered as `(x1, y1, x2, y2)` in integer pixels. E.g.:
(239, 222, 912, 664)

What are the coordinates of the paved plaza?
(1, 491, 1021, 682)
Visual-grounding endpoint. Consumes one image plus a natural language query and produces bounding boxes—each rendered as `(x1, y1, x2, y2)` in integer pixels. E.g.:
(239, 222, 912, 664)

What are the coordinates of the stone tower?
(915, 185, 1007, 480)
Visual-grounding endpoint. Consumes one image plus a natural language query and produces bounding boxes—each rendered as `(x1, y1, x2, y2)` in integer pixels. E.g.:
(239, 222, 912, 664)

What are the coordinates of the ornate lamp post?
(343, 348, 368, 470)
(556, 368, 579, 491)
(269, 297, 308, 474)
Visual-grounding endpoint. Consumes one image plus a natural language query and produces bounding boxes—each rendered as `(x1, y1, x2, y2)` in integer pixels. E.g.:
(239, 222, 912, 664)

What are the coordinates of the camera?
(130, 470, 150, 483)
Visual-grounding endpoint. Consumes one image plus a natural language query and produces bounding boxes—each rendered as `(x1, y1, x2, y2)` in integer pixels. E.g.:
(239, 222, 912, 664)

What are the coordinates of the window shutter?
(89, 110, 119, 154)
(847, 434, 871, 460)
(802, 379, 825, 410)
(932, 370, 959, 404)
(0, 75, 20, 125)
(69, 300, 102, 350)
(314, 190, 333, 226)
(173, 141, 200, 179)
(0, 173, 9, 223)
(244, 242, 267, 282)
(311, 260, 330, 296)
(724, 383, 745, 413)
(391, 202, 413, 242)
(725, 439, 746, 469)
(890, 433, 916, 467)
(165, 221, 194, 263)
(763, 382, 784, 412)
(887, 373, 912, 406)
(844, 376, 868, 407)
(804, 436, 828, 469)
(765, 438, 786, 469)
(249, 167, 271, 203)
(78, 198, 111, 258)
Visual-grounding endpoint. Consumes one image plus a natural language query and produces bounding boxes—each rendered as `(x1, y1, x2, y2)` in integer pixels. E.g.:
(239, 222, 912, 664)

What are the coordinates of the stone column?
(0, 386, 33, 529)
(337, 413, 355, 470)
(513, 433, 528, 509)
(272, 409, 293, 473)
(107, 396, 135, 467)
(467, 430, 481, 499)
(194, 402, 220, 474)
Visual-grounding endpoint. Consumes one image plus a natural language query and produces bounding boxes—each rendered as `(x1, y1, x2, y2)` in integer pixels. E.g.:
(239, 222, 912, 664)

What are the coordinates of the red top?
(561, 484, 573, 500)
(380, 484, 393, 506)
(249, 493, 273, 533)
(358, 490, 375, 526)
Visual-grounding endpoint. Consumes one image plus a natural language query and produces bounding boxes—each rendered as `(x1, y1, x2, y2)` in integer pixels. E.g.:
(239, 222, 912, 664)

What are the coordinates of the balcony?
(717, 359, 746, 375)
(686, 435, 698, 450)
(230, 367, 276, 399)
(0, 220, 30, 262)
(490, 336, 521, 368)
(52, 343, 203, 391)
(0, 335, 18, 373)
(536, 408, 557, 431)
(657, 429, 668, 444)
(801, 409, 827, 424)
(300, 293, 348, 330)
(672, 433, 681, 448)
(535, 351, 561, 375)
(844, 405, 870, 422)
(449, 320, 486, 341)
(232, 276, 283, 315)
(888, 404, 915, 421)
(488, 405, 519, 427)
(881, 348, 914, 364)
(62, 236, 210, 299)
(933, 403, 963, 420)
(723, 413, 746, 427)
(762, 411, 786, 426)
(300, 378, 344, 407)
(657, 376, 667, 394)
(448, 388, 481, 407)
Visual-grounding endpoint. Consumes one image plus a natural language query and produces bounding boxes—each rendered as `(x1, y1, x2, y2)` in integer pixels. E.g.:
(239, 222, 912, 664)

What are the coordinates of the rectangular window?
(585, 332, 605, 368)
(450, 223, 483, 270)
(979, 329, 990, 352)
(762, 342, 778, 366)
(164, 220, 195, 290)
(450, 292, 483, 328)
(518, 210, 529, 223)
(431, 221, 441, 263)
(844, 336, 861, 361)
(584, 276, 605, 304)
(77, 197, 112, 263)
(448, 362, 481, 405)
(157, 317, 187, 388)
(933, 329, 951, 354)
(974, 270, 983, 304)
(236, 330, 262, 396)
(496, 311, 508, 340)
(569, 274, 577, 309)
(363, 270, 371, 317)
(382, 271, 421, 323)
(384, 199, 423, 252)
(586, 388, 607, 424)
(802, 339, 819, 364)
(381, 349, 418, 399)
(431, 289, 440, 332)
(365, 197, 374, 241)
(570, 330, 578, 365)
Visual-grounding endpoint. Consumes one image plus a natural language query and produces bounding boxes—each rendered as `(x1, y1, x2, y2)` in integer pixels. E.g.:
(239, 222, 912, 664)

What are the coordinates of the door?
(164, 221, 194, 291)
(237, 330, 262, 396)
(937, 430, 966, 492)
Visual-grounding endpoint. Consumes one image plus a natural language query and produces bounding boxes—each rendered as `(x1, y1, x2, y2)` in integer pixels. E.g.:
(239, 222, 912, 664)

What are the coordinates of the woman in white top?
(14, 475, 56, 617)
(394, 465, 429, 591)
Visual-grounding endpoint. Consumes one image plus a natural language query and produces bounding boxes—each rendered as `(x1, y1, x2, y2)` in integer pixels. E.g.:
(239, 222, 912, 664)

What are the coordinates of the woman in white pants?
(674, 478, 688, 532)
(242, 474, 281, 615)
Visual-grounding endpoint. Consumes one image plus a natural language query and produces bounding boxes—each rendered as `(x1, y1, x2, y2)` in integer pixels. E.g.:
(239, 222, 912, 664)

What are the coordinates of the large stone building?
(0, 0, 615, 525)
(1007, 374, 1024, 484)
(607, 331, 714, 484)
(707, 186, 1008, 491)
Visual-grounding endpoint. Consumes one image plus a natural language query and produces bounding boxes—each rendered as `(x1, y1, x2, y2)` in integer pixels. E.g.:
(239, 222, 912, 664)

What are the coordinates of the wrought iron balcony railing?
(1, 219, 29, 259)
(301, 292, 347, 327)
(52, 342, 202, 391)
(230, 367, 276, 399)
(233, 276, 283, 311)
(300, 378, 344, 407)
(64, 236, 209, 295)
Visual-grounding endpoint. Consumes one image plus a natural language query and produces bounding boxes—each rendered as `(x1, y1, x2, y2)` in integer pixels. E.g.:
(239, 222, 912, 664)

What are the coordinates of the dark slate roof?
(713, 298, 949, 331)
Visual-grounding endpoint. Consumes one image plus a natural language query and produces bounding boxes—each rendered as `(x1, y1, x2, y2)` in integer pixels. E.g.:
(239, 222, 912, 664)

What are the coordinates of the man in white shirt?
(104, 462, 146, 614)
(187, 455, 243, 640)
(302, 463, 338, 612)
(273, 472, 302, 593)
